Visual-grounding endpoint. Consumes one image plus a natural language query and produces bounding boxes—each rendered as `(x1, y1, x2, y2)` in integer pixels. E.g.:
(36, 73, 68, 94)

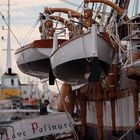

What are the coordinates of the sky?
(0, 0, 139, 83)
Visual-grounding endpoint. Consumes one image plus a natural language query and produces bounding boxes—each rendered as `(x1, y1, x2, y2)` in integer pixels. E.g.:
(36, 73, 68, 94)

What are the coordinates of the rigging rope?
(54, 13, 61, 30)
(0, 12, 22, 47)
(47, 8, 66, 30)
(22, 18, 39, 46)
(94, 3, 102, 21)
(76, 2, 84, 11)
(55, 81, 79, 140)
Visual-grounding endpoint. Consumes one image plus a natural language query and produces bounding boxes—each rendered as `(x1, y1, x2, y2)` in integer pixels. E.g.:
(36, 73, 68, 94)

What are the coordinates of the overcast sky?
(0, 0, 139, 83)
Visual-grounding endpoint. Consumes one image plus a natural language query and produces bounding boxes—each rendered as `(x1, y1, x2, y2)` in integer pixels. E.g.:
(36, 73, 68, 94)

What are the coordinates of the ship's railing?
(118, 119, 140, 140)
(121, 31, 140, 69)
(122, 44, 140, 68)
(106, 26, 126, 52)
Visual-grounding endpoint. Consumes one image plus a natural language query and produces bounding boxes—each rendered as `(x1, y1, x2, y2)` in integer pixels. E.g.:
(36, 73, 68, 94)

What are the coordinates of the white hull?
(15, 39, 67, 79)
(51, 27, 114, 84)
(15, 45, 51, 79)
(51, 33, 113, 68)
(15, 46, 52, 65)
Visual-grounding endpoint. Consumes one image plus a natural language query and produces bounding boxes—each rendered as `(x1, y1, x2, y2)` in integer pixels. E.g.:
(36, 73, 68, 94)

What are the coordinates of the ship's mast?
(7, 0, 12, 74)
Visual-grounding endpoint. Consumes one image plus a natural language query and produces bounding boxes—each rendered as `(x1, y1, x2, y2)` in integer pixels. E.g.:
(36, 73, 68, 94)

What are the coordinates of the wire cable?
(76, 2, 84, 11)
(0, 12, 22, 47)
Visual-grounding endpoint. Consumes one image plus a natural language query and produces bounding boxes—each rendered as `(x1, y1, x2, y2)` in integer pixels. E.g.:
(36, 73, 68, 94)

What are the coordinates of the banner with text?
(4, 113, 73, 140)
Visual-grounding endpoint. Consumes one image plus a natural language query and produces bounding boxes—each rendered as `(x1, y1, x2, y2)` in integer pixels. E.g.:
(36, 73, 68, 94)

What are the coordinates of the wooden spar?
(108, 72, 117, 134)
(58, 83, 72, 113)
(133, 88, 140, 133)
(96, 101, 103, 140)
(44, 8, 83, 32)
(94, 81, 104, 140)
(108, 53, 119, 91)
(80, 82, 104, 140)
(68, 13, 82, 19)
(49, 16, 67, 24)
(108, 73, 116, 99)
(49, 15, 75, 32)
(111, 100, 116, 135)
(44, 7, 81, 18)
(123, 0, 130, 10)
(79, 97, 87, 140)
(122, 0, 130, 21)
(84, 0, 124, 15)
(108, 58, 118, 135)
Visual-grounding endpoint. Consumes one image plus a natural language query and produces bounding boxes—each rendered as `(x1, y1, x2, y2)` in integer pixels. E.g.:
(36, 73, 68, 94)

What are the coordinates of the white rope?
(55, 81, 79, 140)
(81, 33, 94, 63)
(47, 8, 63, 24)
(107, 27, 126, 52)
(46, 9, 67, 37)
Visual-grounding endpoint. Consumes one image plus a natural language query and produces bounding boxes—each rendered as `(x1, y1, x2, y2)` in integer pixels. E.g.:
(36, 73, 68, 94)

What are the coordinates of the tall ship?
(0, 0, 20, 100)
(0, 0, 40, 130)
(14, 0, 140, 140)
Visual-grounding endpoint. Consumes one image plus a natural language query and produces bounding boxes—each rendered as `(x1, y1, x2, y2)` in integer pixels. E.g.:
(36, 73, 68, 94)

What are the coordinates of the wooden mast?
(79, 95, 87, 140)
(7, 0, 12, 74)
(108, 71, 117, 135)
(132, 81, 140, 134)
(94, 81, 104, 140)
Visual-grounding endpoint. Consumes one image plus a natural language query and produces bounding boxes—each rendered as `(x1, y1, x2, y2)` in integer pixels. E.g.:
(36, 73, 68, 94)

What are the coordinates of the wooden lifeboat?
(49, 1, 126, 85)
(15, 39, 66, 79)
(50, 24, 114, 85)
(15, 15, 68, 79)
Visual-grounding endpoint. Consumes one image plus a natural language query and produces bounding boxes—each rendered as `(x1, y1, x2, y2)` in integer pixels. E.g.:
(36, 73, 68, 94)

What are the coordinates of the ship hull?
(53, 58, 109, 84)
(86, 127, 140, 140)
(15, 39, 67, 79)
(17, 57, 50, 79)
(51, 30, 114, 84)
(84, 95, 140, 140)
(15, 45, 51, 79)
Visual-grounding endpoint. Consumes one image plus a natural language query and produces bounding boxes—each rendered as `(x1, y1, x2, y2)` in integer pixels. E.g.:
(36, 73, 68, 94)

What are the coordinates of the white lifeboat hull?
(51, 31, 114, 84)
(15, 39, 67, 79)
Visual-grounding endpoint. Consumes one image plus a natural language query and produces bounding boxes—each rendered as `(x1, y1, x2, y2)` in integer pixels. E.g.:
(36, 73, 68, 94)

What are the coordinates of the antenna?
(7, 0, 12, 74)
